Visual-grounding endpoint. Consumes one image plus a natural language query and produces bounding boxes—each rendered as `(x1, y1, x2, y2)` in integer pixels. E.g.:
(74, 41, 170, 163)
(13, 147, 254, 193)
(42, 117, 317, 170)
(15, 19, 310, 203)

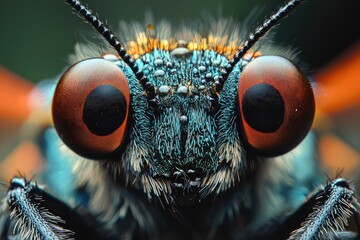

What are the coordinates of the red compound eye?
(52, 58, 130, 159)
(238, 56, 315, 156)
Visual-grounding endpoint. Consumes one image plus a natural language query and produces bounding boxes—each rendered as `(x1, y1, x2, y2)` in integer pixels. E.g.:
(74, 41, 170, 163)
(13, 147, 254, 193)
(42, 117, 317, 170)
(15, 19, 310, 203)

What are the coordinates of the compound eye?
(238, 56, 315, 156)
(52, 58, 130, 159)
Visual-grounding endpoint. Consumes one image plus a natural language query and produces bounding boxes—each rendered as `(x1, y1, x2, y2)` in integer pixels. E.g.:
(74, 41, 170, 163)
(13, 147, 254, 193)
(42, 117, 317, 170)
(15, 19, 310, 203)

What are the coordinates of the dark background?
(0, 0, 359, 82)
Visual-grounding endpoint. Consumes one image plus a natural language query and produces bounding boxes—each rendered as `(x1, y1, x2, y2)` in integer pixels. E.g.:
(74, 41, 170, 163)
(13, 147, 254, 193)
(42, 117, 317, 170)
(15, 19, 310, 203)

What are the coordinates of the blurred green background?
(0, 0, 359, 82)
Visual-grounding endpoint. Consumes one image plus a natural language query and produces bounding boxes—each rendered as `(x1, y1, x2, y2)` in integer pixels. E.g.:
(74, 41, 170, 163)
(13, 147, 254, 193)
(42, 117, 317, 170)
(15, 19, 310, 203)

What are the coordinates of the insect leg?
(288, 178, 358, 240)
(4, 177, 109, 240)
(351, 198, 360, 239)
(239, 178, 358, 240)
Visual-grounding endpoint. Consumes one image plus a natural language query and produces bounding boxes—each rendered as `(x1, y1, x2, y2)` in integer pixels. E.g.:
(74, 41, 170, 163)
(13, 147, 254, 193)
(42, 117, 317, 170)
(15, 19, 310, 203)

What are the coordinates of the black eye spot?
(237, 56, 315, 156)
(242, 83, 285, 133)
(83, 84, 127, 136)
(53, 58, 130, 159)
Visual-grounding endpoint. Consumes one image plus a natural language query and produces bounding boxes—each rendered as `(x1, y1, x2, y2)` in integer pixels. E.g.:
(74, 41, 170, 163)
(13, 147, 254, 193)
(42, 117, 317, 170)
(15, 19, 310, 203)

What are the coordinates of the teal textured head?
(53, 0, 315, 204)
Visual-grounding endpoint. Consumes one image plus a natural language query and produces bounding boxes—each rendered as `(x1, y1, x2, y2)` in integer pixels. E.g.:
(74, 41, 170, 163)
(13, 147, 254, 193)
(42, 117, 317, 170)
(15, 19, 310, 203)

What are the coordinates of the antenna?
(65, 0, 156, 99)
(213, 0, 304, 96)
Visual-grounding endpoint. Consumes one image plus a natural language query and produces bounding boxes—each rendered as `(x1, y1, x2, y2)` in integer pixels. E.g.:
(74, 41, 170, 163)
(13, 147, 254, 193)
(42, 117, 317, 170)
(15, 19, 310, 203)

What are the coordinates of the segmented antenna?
(213, 0, 304, 95)
(65, 0, 156, 99)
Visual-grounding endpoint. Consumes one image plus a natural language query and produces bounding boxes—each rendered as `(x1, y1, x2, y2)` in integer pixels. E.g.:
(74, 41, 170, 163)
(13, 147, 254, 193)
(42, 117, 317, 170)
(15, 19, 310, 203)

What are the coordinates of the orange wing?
(0, 67, 44, 182)
(314, 42, 360, 177)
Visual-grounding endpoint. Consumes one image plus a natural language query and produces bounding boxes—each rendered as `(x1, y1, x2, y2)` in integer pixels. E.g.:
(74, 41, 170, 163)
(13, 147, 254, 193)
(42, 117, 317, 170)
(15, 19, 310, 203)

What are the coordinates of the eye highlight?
(52, 58, 130, 159)
(238, 56, 315, 156)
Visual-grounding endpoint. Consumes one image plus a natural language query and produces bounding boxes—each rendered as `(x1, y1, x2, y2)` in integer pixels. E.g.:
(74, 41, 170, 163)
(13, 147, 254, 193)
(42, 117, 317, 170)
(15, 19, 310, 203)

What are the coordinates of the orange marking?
(125, 33, 262, 60)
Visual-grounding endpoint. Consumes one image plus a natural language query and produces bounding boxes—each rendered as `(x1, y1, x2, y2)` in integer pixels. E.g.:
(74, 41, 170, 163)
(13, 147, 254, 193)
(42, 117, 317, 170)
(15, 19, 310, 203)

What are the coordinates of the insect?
(1, 0, 359, 239)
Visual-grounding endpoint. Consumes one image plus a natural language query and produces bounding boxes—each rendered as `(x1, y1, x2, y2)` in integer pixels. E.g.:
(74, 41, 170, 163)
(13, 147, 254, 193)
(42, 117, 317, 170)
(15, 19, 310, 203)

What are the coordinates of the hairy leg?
(239, 178, 358, 240)
(2, 177, 110, 240)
